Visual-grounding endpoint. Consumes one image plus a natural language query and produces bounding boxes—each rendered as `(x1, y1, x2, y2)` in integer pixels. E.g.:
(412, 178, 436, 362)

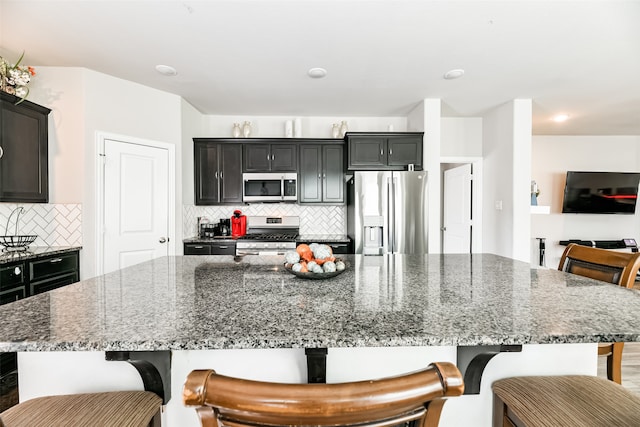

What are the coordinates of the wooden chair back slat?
(183, 361, 463, 427)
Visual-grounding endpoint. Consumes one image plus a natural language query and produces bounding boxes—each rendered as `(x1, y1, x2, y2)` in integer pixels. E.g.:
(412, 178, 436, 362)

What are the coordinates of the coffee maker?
(219, 219, 231, 237)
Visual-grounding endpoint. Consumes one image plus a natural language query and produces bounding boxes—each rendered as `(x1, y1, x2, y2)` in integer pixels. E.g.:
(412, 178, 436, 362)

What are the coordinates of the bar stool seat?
(492, 375, 640, 427)
(0, 390, 162, 427)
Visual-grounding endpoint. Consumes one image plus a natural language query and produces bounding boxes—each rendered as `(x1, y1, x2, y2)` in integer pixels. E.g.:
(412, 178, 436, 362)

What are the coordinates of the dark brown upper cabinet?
(243, 143, 297, 172)
(0, 91, 50, 203)
(298, 142, 344, 204)
(346, 132, 423, 171)
(193, 139, 243, 205)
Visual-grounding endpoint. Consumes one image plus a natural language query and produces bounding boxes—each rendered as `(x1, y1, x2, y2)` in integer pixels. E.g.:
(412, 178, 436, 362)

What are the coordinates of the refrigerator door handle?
(389, 176, 396, 253)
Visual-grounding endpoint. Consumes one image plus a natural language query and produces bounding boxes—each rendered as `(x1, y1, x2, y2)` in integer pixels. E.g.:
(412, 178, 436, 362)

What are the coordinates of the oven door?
(243, 173, 297, 202)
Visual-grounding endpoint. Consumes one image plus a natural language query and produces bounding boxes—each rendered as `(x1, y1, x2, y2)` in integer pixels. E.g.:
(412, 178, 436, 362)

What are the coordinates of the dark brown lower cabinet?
(184, 241, 236, 255)
(0, 249, 80, 412)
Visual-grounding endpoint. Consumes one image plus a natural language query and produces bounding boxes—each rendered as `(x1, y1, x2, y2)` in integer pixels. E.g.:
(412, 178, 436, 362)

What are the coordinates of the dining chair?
(558, 242, 640, 383)
(183, 361, 464, 427)
(490, 243, 640, 427)
(0, 390, 162, 427)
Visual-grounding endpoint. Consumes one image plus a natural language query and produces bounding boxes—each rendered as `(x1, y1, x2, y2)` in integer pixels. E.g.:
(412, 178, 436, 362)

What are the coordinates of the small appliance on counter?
(199, 223, 218, 238)
(231, 209, 247, 237)
(219, 219, 231, 237)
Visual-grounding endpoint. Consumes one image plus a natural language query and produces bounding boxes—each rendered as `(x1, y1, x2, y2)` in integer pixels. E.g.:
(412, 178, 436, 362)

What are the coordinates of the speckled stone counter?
(0, 246, 82, 264)
(183, 237, 237, 243)
(296, 234, 350, 243)
(1, 253, 640, 352)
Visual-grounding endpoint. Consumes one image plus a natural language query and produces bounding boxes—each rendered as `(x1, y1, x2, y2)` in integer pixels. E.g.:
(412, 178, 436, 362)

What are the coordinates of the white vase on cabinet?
(242, 121, 252, 138)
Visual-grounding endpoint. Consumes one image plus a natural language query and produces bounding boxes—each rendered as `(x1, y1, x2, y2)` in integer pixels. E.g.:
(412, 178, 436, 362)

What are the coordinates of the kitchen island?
(2, 254, 640, 426)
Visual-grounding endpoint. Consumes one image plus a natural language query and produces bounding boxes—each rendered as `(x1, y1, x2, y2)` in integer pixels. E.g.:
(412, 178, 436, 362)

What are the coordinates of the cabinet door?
(243, 144, 271, 172)
(271, 144, 297, 171)
(299, 145, 322, 203)
(194, 142, 220, 205)
(348, 136, 386, 169)
(220, 144, 243, 203)
(388, 135, 423, 169)
(0, 96, 50, 203)
(322, 145, 344, 203)
(184, 243, 212, 255)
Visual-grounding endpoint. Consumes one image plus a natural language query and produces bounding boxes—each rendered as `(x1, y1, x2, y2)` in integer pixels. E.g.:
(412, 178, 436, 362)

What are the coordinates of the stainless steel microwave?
(242, 173, 297, 202)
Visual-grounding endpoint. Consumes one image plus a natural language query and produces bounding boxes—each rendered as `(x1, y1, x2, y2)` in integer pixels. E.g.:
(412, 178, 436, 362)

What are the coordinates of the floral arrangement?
(0, 52, 36, 103)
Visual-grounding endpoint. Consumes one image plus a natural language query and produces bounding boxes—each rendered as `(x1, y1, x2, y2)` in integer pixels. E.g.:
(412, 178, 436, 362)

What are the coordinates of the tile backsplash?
(0, 203, 82, 247)
(183, 204, 346, 238)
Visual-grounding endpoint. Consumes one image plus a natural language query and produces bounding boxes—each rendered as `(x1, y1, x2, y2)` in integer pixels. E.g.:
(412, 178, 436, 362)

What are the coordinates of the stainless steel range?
(235, 216, 299, 256)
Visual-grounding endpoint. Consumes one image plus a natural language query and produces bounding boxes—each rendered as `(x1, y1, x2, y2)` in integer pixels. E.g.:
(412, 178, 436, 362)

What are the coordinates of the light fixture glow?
(552, 114, 570, 122)
(307, 67, 327, 78)
(155, 64, 177, 76)
(443, 69, 465, 80)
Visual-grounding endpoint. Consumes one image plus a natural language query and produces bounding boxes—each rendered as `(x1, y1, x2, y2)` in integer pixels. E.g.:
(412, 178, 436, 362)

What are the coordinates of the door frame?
(95, 131, 176, 276)
(440, 157, 483, 253)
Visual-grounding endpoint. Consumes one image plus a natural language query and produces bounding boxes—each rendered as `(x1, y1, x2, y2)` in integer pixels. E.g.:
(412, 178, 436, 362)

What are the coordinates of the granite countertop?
(0, 246, 82, 264)
(183, 237, 237, 243)
(183, 235, 350, 243)
(296, 235, 350, 243)
(1, 254, 640, 352)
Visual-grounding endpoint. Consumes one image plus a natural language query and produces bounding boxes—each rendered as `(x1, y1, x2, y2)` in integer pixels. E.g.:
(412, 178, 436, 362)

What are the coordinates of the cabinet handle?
(380, 149, 383, 156)
(214, 171, 219, 179)
(323, 174, 326, 179)
(271, 154, 275, 160)
(193, 246, 204, 249)
(267, 154, 270, 160)
(50, 258, 63, 263)
(318, 174, 321, 179)
(0, 146, 3, 159)
(389, 149, 393, 156)
(14, 266, 22, 275)
(218, 246, 228, 249)
(220, 171, 223, 179)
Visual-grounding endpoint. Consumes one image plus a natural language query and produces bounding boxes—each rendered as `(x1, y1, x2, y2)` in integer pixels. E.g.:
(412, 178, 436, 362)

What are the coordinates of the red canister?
(231, 209, 247, 237)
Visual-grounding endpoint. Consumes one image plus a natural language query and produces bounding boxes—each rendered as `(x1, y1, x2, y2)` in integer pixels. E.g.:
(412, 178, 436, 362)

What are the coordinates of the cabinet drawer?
(0, 286, 26, 305)
(30, 272, 79, 296)
(184, 244, 212, 255)
(29, 253, 79, 282)
(326, 242, 351, 254)
(210, 242, 236, 255)
(0, 263, 25, 291)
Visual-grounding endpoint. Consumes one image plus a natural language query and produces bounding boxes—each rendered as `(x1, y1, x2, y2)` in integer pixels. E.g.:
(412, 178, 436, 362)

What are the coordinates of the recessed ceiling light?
(155, 65, 177, 76)
(308, 67, 327, 79)
(443, 69, 465, 80)
(552, 114, 570, 122)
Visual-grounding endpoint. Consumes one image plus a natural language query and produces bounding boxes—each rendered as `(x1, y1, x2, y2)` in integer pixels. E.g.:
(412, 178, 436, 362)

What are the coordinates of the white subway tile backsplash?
(0, 203, 82, 247)
(183, 204, 346, 238)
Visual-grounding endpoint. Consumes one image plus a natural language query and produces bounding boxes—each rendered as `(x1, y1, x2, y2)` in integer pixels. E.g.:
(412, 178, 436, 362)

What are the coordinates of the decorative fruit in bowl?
(283, 243, 346, 279)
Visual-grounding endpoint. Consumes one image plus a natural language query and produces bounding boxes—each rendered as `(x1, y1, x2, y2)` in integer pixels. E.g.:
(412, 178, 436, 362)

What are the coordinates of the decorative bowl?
(283, 259, 347, 280)
(0, 235, 37, 251)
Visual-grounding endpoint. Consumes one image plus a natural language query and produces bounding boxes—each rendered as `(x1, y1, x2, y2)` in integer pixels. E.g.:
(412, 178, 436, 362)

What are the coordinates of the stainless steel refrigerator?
(347, 171, 428, 255)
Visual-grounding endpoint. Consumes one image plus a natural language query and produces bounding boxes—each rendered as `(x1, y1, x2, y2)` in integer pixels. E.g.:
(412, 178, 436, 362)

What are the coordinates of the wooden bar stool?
(558, 243, 640, 384)
(491, 243, 640, 427)
(0, 390, 162, 427)
(183, 361, 464, 427)
(493, 375, 640, 427)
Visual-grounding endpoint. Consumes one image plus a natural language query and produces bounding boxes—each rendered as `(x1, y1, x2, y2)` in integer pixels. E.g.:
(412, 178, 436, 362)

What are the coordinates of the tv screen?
(562, 171, 640, 214)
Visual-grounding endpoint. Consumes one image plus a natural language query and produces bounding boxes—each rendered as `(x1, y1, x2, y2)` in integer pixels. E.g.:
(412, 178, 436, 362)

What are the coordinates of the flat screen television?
(562, 171, 640, 214)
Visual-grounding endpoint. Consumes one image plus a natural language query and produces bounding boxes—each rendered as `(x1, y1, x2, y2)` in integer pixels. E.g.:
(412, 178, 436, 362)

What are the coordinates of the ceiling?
(1, 0, 639, 135)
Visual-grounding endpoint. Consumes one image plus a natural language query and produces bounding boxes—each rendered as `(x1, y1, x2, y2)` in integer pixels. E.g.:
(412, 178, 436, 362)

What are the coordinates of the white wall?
(532, 135, 640, 268)
(482, 100, 532, 261)
(441, 117, 482, 158)
(28, 67, 184, 278)
(199, 115, 407, 139)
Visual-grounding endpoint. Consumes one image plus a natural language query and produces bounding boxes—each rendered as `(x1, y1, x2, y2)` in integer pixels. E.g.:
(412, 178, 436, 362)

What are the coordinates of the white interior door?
(103, 139, 169, 274)
(443, 164, 472, 253)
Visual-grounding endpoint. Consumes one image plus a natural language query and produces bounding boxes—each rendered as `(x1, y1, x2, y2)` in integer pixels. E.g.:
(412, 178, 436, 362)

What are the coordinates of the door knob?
(159, 237, 167, 243)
